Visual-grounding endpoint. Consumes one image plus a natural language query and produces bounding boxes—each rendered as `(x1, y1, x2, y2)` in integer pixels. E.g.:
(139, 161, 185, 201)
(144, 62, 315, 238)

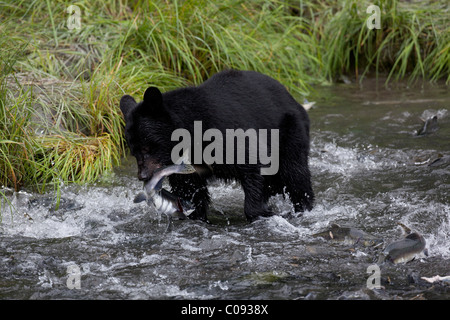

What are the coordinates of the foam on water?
(420, 108, 448, 120)
(263, 215, 310, 236)
(310, 140, 410, 178)
(312, 142, 380, 175)
(431, 216, 450, 258)
(1, 140, 446, 242)
(1, 125, 449, 299)
(0, 183, 144, 242)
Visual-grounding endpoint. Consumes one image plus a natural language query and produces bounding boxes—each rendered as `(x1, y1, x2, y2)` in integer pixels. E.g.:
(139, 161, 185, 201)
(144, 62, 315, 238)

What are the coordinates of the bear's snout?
(137, 169, 151, 181)
(137, 161, 161, 181)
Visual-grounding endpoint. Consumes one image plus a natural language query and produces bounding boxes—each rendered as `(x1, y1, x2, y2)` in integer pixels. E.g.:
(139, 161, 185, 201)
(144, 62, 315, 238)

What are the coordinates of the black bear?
(120, 70, 313, 222)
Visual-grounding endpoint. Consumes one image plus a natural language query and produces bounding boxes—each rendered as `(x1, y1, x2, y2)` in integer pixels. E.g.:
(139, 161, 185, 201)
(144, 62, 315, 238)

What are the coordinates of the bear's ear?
(141, 86, 166, 117)
(120, 95, 137, 117)
(143, 86, 163, 107)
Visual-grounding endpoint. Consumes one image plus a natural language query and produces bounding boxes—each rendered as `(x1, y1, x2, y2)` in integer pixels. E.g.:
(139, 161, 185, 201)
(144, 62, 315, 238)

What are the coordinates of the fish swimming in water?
(417, 115, 438, 136)
(312, 224, 384, 247)
(302, 98, 316, 111)
(377, 224, 428, 264)
(428, 154, 450, 167)
(134, 152, 196, 220)
(421, 275, 450, 284)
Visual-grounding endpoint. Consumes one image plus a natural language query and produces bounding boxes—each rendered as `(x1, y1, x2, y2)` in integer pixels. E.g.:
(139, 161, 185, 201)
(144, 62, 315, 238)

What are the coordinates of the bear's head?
(120, 87, 175, 181)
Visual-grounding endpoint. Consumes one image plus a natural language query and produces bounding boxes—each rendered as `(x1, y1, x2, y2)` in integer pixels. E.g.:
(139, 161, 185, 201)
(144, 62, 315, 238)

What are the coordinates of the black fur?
(120, 70, 314, 222)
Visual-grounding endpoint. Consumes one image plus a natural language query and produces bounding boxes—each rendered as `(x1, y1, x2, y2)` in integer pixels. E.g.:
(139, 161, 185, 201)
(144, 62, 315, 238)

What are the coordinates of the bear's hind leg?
(278, 113, 314, 214)
(281, 162, 314, 214)
(240, 169, 274, 222)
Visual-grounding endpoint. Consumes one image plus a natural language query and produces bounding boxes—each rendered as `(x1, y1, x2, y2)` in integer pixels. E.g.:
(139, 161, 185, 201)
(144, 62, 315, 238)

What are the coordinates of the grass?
(307, 0, 449, 83)
(0, 0, 449, 213)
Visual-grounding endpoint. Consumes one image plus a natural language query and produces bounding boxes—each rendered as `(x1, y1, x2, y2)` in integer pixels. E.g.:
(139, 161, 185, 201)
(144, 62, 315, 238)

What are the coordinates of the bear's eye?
(141, 145, 151, 154)
(142, 144, 159, 155)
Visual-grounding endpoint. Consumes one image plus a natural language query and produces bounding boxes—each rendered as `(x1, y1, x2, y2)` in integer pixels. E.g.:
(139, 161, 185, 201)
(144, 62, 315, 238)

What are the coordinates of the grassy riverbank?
(0, 0, 448, 201)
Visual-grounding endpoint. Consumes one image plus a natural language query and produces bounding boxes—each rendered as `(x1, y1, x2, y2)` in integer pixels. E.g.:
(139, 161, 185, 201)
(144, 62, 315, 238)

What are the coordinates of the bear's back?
(163, 70, 307, 130)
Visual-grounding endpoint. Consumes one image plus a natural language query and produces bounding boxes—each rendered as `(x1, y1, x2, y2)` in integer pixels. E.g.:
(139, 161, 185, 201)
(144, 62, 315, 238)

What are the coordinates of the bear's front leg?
(168, 174, 210, 222)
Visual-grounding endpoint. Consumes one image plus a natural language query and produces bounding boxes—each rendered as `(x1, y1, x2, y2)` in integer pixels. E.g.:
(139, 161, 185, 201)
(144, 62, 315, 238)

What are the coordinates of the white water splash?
(0, 185, 141, 241)
(310, 141, 404, 177)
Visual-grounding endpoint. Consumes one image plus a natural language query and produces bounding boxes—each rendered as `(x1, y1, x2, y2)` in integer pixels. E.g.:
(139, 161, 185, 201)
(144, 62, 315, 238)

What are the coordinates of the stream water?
(1, 79, 449, 300)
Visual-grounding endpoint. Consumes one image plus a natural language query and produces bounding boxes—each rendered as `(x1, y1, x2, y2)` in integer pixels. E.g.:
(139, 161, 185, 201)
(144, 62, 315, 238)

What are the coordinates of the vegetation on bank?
(0, 0, 448, 202)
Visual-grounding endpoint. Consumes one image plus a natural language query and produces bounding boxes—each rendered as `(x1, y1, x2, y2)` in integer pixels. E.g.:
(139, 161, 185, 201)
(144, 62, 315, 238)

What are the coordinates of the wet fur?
(120, 70, 314, 222)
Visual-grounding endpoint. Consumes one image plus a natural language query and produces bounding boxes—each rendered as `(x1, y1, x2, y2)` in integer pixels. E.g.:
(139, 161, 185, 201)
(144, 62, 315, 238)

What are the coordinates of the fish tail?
(134, 192, 147, 203)
(377, 253, 387, 264)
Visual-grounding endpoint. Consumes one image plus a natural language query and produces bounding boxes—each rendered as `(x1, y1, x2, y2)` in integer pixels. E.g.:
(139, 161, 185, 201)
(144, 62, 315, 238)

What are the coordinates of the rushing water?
(1, 80, 449, 300)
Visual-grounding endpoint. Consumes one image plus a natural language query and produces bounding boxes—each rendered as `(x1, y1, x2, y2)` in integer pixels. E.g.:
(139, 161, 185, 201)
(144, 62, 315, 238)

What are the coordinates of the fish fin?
(174, 150, 212, 175)
(397, 222, 412, 235)
(134, 192, 147, 203)
(173, 149, 196, 173)
(329, 231, 334, 239)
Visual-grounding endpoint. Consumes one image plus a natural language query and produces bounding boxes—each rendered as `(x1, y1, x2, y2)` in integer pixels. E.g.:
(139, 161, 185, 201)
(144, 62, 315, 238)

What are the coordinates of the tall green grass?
(0, 0, 448, 210)
(310, 0, 449, 83)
